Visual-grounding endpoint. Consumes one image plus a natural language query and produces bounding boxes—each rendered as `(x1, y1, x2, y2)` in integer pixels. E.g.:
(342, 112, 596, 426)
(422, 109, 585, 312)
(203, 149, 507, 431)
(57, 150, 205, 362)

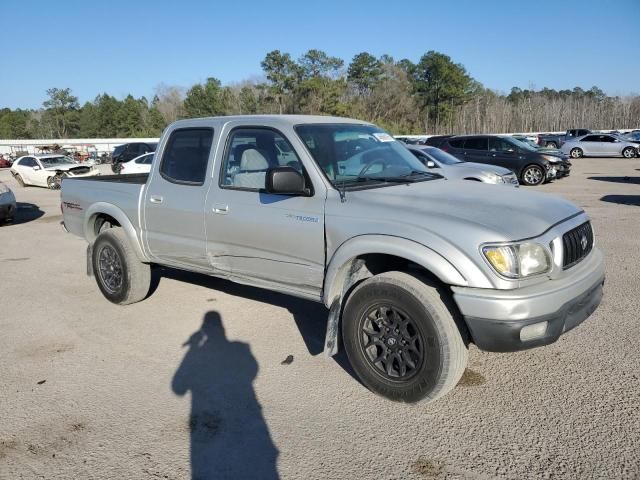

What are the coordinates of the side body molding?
(83, 202, 149, 262)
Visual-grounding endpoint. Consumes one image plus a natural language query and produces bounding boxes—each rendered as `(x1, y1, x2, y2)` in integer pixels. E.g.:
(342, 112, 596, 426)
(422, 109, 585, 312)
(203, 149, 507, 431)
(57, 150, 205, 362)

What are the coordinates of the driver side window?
(489, 138, 514, 152)
(221, 128, 304, 191)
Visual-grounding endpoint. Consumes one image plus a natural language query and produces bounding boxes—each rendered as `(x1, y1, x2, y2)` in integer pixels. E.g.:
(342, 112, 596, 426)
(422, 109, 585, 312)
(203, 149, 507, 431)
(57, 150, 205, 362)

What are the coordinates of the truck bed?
(70, 173, 149, 184)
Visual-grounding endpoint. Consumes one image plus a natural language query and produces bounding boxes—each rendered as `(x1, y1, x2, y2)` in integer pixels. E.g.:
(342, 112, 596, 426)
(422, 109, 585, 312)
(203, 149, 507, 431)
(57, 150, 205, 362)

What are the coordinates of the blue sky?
(1, 0, 638, 109)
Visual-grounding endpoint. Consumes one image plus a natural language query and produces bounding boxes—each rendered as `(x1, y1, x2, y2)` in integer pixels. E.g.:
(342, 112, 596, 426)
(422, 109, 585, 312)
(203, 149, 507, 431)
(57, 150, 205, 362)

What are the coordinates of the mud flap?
(324, 301, 341, 357)
(86, 244, 93, 276)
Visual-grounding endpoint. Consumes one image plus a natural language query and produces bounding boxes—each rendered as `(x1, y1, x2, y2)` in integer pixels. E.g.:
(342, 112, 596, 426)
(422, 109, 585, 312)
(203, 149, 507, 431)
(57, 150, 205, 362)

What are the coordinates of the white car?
(10, 154, 99, 189)
(0, 181, 17, 223)
(561, 134, 638, 159)
(118, 153, 154, 174)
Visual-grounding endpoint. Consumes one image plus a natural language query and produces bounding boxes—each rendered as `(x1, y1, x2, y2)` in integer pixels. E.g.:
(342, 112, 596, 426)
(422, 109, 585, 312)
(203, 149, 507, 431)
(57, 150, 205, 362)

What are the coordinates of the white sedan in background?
(0, 181, 17, 223)
(561, 134, 638, 159)
(118, 153, 154, 174)
(10, 154, 99, 189)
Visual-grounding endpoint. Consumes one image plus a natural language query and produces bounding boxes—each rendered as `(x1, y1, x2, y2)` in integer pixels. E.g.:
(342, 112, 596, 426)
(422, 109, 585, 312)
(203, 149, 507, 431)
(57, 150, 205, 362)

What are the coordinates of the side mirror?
(33, 165, 41, 170)
(266, 167, 308, 195)
(426, 160, 436, 168)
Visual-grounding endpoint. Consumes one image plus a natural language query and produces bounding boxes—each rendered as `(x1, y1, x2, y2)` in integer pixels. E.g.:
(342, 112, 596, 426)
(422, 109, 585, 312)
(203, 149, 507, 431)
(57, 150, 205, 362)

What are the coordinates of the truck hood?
(348, 179, 581, 241)
(449, 162, 512, 175)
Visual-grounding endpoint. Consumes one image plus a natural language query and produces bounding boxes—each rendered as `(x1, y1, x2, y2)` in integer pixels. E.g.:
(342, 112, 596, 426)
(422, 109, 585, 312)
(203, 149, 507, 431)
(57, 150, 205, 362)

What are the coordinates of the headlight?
(542, 155, 560, 163)
(484, 172, 502, 183)
(482, 242, 551, 278)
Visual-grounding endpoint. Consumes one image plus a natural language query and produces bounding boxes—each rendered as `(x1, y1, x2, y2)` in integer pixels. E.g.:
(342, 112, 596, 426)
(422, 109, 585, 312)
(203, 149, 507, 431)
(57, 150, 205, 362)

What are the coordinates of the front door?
(488, 137, 518, 170)
(143, 127, 214, 271)
(205, 126, 325, 299)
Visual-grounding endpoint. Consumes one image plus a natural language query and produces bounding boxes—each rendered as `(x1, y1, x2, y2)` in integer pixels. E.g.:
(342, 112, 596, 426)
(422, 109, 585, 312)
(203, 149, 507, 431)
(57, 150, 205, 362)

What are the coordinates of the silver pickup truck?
(61, 115, 605, 404)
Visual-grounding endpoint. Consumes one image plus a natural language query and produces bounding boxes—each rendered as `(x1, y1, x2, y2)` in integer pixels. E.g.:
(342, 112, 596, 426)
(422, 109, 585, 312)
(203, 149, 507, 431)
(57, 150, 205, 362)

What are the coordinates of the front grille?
(69, 167, 90, 175)
(562, 221, 593, 269)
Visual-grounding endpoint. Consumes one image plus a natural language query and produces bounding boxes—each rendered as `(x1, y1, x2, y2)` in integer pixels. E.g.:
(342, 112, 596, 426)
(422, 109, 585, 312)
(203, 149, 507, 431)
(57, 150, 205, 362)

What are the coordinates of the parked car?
(561, 134, 639, 158)
(111, 142, 157, 173)
(440, 135, 562, 186)
(118, 153, 154, 175)
(0, 154, 12, 168)
(0, 181, 16, 223)
(537, 129, 592, 148)
(423, 135, 454, 148)
(511, 136, 572, 178)
(10, 154, 99, 189)
(61, 115, 604, 404)
(407, 146, 519, 186)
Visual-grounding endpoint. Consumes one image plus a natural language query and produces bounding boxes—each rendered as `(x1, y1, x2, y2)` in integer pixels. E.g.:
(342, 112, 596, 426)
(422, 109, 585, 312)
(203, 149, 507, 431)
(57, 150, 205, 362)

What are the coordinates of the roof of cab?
(169, 114, 373, 129)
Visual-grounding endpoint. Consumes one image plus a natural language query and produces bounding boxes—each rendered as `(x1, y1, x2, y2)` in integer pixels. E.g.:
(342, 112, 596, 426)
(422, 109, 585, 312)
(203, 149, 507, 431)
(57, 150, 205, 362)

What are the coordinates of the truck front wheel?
(92, 228, 151, 305)
(342, 271, 468, 404)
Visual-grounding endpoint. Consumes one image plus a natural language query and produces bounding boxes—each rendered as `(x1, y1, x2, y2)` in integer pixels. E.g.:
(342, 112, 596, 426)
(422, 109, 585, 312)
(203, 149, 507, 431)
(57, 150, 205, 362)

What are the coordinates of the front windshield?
(509, 137, 538, 152)
(295, 124, 437, 188)
(39, 156, 75, 166)
(423, 147, 462, 165)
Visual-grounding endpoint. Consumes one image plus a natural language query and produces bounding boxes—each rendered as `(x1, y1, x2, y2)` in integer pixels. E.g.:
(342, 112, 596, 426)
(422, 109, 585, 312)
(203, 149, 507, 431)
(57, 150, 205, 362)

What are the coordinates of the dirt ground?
(0, 158, 639, 479)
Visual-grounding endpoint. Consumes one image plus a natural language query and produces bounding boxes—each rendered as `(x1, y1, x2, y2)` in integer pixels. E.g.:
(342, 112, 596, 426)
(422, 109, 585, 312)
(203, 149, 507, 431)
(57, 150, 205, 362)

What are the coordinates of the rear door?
(143, 127, 214, 271)
(463, 137, 489, 163)
(205, 125, 326, 298)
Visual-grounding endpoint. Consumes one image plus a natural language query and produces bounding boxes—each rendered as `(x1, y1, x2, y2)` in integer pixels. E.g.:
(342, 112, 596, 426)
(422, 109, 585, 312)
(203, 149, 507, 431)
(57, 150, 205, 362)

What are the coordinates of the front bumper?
(452, 248, 604, 352)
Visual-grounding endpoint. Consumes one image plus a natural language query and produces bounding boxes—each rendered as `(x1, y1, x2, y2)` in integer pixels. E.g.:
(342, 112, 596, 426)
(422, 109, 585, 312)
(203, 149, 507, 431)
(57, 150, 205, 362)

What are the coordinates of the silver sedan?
(561, 134, 638, 159)
(407, 146, 519, 186)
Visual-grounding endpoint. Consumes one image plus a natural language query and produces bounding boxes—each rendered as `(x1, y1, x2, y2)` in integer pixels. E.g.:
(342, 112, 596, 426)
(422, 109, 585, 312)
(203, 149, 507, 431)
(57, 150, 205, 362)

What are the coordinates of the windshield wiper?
(356, 170, 442, 183)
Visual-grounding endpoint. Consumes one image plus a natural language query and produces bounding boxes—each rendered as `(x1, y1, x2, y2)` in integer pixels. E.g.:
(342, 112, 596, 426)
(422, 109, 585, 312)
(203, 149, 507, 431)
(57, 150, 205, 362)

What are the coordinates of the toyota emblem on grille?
(580, 235, 588, 250)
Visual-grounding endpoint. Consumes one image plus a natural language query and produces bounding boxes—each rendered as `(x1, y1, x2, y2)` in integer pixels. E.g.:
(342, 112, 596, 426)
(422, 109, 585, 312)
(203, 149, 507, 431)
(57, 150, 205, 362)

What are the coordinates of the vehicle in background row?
(111, 142, 158, 173)
(537, 129, 592, 149)
(0, 154, 12, 168)
(440, 135, 563, 186)
(422, 135, 454, 148)
(511, 136, 572, 178)
(0, 181, 16, 223)
(61, 115, 604, 404)
(118, 153, 154, 175)
(561, 134, 639, 159)
(407, 146, 519, 186)
(10, 154, 99, 189)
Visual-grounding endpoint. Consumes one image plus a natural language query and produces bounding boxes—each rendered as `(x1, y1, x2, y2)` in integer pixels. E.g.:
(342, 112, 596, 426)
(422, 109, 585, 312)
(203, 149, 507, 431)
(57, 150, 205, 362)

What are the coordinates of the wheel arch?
(322, 235, 479, 356)
(84, 202, 149, 262)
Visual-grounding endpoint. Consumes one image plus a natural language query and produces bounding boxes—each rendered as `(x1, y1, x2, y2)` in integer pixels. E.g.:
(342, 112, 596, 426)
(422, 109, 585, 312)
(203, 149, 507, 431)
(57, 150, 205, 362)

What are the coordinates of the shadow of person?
(172, 312, 279, 480)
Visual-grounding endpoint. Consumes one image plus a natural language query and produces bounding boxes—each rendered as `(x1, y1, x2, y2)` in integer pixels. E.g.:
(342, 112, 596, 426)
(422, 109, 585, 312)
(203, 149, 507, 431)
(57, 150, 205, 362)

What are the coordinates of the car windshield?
(39, 156, 74, 166)
(509, 137, 538, 152)
(422, 147, 462, 165)
(295, 124, 439, 188)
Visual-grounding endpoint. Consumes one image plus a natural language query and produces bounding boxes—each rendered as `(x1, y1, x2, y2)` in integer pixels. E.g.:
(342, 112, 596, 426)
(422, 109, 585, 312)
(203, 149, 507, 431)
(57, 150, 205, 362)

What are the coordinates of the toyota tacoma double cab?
(61, 115, 605, 404)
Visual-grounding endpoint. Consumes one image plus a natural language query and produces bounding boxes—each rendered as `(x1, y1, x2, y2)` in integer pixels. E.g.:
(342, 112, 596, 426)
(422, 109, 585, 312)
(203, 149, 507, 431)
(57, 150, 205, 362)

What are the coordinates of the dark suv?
(111, 142, 157, 173)
(440, 135, 564, 186)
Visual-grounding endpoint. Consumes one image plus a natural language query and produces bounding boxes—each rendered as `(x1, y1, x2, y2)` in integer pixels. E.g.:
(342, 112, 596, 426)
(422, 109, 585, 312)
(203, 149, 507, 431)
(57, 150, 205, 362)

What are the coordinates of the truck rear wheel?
(92, 228, 151, 305)
(342, 271, 468, 404)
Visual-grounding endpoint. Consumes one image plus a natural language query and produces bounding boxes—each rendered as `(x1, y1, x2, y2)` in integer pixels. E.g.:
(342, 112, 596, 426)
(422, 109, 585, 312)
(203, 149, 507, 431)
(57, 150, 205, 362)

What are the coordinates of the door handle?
(213, 205, 229, 214)
(149, 195, 163, 204)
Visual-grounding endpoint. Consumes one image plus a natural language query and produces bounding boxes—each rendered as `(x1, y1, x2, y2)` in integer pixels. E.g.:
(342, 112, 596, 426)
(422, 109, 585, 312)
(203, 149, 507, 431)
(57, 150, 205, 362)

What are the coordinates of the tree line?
(1, 49, 638, 139)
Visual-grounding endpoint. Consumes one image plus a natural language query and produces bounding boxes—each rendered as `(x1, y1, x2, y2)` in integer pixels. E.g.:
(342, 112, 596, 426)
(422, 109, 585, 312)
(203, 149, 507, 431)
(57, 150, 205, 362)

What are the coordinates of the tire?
(570, 148, 583, 159)
(546, 142, 558, 149)
(341, 271, 468, 404)
(14, 174, 25, 187)
(521, 164, 545, 186)
(92, 228, 151, 305)
(622, 147, 635, 159)
(111, 162, 122, 174)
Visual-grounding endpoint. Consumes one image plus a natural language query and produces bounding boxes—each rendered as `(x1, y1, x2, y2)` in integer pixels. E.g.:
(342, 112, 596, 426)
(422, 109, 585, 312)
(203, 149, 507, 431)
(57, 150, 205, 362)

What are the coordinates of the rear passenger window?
(448, 138, 464, 148)
(220, 128, 304, 190)
(464, 137, 488, 150)
(160, 128, 213, 185)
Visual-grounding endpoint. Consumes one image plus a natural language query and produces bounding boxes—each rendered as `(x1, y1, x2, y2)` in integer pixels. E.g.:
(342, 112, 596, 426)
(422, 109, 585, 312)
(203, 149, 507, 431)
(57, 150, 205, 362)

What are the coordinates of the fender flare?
(84, 202, 149, 262)
(322, 235, 478, 356)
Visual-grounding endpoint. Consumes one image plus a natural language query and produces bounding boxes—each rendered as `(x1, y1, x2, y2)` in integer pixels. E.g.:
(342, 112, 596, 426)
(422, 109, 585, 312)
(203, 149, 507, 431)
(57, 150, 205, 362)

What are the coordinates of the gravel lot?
(1, 159, 639, 479)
